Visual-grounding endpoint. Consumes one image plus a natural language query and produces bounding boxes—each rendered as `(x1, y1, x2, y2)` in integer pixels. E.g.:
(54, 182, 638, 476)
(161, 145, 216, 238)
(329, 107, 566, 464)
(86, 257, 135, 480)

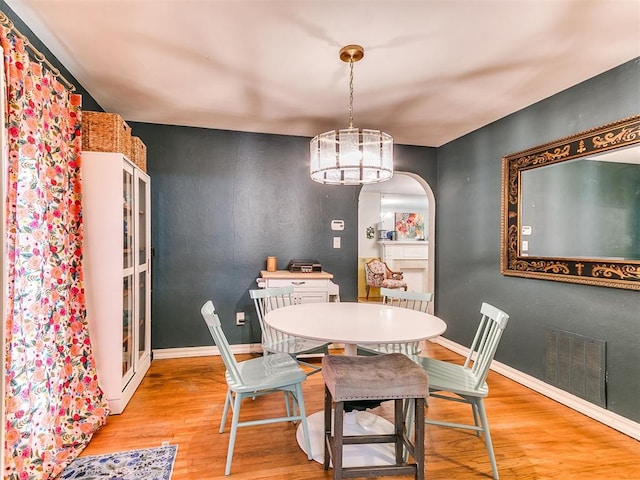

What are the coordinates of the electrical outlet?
(236, 312, 245, 326)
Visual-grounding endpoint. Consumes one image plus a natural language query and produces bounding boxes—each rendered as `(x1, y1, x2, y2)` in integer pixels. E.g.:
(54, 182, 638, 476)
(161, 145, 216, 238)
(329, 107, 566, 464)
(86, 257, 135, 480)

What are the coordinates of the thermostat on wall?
(331, 220, 345, 231)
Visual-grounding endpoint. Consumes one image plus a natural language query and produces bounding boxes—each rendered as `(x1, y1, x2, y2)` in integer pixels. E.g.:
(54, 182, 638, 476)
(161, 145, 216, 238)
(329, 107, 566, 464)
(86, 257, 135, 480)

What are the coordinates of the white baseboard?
(433, 337, 640, 441)
(152, 343, 261, 360)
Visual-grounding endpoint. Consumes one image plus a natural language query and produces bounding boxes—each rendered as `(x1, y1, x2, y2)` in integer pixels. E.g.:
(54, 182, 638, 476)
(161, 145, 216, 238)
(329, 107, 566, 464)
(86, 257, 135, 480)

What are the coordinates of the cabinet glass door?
(137, 175, 147, 268)
(137, 271, 147, 361)
(122, 275, 134, 383)
(134, 171, 151, 368)
(122, 165, 135, 387)
(123, 170, 133, 269)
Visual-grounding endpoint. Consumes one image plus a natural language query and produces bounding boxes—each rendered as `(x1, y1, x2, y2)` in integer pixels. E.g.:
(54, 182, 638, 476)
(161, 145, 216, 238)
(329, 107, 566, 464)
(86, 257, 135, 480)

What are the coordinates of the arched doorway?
(357, 172, 436, 313)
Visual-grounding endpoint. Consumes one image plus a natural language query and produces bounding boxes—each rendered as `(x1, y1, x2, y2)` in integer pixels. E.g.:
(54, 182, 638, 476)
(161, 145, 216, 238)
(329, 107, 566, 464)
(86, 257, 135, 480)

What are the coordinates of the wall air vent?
(545, 329, 606, 408)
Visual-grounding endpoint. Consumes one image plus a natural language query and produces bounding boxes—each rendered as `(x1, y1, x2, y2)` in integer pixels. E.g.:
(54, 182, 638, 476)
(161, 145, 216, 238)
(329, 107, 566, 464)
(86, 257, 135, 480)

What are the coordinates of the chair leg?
(323, 385, 332, 471)
(225, 392, 244, 475)
(471, 403, 481, 437)
(404, 398, 415, 450)
(401, 398, 425, 475)
(295, 383, 313, 460)
(415, 398, 425, 480)
(333, 401, 345, 480)
(366, 285, 370, 299)
(394, 399, 403, 464)
(220, 388, 232, 433)
(284, 391, 296, 418)
(476, 398, 499, 480)
(405, 398, 415, 434)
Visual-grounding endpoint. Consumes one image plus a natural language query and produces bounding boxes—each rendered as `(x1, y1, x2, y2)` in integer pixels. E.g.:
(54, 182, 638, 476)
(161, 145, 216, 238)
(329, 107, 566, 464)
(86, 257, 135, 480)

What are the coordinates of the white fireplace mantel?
(378, 240, 428, 292)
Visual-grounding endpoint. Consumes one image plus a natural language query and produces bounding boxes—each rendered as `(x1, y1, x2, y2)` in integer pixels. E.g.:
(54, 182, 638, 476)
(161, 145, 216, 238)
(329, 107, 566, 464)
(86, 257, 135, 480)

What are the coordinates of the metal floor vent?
(545, 329, 607, 408)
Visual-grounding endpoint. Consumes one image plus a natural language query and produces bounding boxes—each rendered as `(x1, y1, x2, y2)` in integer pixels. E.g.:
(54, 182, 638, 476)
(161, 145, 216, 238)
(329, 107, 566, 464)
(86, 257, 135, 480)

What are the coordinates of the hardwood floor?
(80, 343, 640, 479)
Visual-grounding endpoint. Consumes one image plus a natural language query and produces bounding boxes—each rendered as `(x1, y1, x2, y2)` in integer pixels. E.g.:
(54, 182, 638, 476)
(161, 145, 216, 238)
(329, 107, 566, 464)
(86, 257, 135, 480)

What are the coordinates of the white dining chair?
(250, 286, 329, 375)
(358, 288, 433, 356)
(415, 302, 510, 480)
(200, 300, 312, 475)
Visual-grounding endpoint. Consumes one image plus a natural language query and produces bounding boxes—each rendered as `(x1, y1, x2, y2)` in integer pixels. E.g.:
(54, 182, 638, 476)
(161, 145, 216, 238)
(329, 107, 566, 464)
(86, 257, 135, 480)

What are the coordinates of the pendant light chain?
(310, 44, 393, 185)
(348, 59, 354, 129)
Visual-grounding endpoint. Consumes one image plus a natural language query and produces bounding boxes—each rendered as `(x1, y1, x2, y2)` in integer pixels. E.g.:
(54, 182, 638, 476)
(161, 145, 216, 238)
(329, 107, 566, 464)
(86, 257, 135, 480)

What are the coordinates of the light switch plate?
(333, 237, 341, 248)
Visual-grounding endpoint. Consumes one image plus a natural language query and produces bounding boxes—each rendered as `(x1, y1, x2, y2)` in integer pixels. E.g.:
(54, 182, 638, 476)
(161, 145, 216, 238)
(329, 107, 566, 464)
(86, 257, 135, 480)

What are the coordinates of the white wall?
(380, 193, 428, 238)
(357, 173, 437, 307)
(358, 191, 381, 259)
(358, 175, 430, 258)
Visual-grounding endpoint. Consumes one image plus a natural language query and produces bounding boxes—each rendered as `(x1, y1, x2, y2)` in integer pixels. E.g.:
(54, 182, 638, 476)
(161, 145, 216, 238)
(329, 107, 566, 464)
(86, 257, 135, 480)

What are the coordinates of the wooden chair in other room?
(364, 258, 407, 299)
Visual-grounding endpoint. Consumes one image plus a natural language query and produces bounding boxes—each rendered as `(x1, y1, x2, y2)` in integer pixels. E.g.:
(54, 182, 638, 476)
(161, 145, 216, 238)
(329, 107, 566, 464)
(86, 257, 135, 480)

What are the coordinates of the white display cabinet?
(82, 151, 151, 414)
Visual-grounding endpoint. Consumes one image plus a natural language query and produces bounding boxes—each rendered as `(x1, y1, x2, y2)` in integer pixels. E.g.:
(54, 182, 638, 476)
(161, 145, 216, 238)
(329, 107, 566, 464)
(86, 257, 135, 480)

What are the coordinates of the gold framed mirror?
(501, 115, 640, 290)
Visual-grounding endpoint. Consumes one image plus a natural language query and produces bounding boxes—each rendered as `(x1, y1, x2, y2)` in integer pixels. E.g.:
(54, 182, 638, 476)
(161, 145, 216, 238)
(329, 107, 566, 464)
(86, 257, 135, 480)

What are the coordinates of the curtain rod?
(0, 10, 76, 92)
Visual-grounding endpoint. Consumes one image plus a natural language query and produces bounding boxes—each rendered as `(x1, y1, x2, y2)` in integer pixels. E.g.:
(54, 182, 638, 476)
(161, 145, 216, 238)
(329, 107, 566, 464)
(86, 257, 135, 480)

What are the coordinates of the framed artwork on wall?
(394, 212, 425, 240)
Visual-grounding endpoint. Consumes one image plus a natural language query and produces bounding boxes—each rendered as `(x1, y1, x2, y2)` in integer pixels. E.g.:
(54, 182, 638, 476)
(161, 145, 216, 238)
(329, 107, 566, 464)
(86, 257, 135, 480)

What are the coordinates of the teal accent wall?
(126, 122, 437, 350)
(436, 57, 640, 422)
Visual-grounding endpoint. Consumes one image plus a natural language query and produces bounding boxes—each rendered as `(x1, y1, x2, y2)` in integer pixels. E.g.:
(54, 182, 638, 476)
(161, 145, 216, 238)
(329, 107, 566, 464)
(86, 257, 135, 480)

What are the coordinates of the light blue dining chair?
(250, 286, 330, 375)
(200, 300, 312, 475)
(415, 302, 510, 480)
(357, 288, 433, 356)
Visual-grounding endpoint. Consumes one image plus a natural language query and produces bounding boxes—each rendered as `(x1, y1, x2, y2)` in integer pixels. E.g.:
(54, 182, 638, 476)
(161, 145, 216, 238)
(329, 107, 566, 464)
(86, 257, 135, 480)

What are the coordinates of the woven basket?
(130, 136, 147, 172)
(82, 111, 132, 158)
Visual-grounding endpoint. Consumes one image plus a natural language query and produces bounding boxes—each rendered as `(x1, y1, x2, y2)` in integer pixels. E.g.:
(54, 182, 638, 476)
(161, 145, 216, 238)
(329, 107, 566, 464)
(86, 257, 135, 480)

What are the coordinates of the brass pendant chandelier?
(310, 45, 393, 185)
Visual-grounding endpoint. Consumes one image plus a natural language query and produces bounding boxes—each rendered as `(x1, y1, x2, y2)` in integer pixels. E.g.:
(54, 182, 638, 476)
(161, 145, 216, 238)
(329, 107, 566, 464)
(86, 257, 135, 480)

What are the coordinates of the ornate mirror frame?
(501, 115, 640, 290)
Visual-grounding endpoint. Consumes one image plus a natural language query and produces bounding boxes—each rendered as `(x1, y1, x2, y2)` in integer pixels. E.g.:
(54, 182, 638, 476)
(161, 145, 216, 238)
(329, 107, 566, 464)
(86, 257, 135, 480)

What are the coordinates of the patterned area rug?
(60, 445, 178, 480)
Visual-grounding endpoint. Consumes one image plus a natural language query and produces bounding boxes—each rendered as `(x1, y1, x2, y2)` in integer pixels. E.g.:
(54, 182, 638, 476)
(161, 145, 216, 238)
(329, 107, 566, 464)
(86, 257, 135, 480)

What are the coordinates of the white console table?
(378, 241, 428, 292)
(259, 270, 336, 303)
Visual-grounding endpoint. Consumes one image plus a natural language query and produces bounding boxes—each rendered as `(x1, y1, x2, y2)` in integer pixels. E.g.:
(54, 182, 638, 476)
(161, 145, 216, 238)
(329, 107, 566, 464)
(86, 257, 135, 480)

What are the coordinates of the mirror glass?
(501, 115, 640, 290)
(520, 145, 640, 260)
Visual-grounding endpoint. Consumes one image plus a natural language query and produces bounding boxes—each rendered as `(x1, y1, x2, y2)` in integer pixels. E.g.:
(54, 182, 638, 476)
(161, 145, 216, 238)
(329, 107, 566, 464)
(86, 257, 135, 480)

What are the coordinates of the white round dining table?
(264, 301, 447, 356)
(265, 301, 447, 467)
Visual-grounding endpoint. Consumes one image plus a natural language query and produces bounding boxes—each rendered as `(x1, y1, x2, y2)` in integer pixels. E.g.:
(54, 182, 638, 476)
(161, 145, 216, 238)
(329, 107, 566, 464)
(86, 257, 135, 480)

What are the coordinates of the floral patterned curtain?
(2, 25, 108, 479)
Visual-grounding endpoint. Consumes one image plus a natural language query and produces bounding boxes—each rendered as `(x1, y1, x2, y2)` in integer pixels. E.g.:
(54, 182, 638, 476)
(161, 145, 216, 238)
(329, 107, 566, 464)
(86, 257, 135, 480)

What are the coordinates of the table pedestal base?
(296, 410, 398, 467)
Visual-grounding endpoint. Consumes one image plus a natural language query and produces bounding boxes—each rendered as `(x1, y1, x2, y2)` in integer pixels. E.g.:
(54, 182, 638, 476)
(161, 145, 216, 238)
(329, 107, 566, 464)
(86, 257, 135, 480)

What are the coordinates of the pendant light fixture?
(310, 44, 393, 185)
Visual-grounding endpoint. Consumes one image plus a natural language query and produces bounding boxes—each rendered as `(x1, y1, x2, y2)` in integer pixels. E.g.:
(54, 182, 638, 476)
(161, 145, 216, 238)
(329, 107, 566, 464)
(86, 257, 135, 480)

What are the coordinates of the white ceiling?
(6, 0, 640, 147)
